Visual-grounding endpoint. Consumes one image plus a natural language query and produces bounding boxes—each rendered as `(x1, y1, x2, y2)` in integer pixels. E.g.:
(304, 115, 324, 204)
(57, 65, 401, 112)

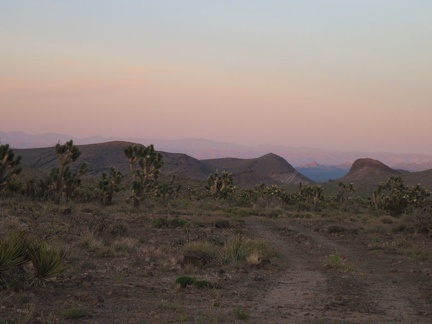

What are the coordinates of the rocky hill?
(15, 141, 311, 187)
(202, 153, 312, 187)
(340, 158, 403, 182)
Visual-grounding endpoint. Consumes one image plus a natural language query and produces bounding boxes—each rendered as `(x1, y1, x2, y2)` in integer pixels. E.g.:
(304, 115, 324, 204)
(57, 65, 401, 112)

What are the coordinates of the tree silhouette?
(0, 144, 22, 193)
(124, 144, 163, 208)
(52, 140, 87, 204)
(98, 167, 124, 205)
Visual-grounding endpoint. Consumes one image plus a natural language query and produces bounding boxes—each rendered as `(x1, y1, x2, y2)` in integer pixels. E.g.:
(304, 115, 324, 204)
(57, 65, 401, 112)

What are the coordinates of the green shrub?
(234, 307, 250, 320)
(327, 225, 347, 234)
(175, 276, 214, 289)
(327, 254, 354, 272)
(62, 305, 90, 319)
(153, 217, 186, 229)
(220, 235, 278, 264)
(175, 276, 196, 288)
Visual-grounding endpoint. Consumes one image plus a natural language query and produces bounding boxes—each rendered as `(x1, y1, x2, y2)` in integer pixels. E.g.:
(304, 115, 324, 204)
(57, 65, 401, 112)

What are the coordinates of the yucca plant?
(28, 242, 64, 286)
(0, 241, 14, 284)
(8, 232, 31, 267)
(0, 232, 31, 285)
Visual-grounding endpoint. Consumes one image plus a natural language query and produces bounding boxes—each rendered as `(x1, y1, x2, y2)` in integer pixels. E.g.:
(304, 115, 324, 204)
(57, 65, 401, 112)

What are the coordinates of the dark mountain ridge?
(13, 142, 432, 192)
(202, 153, 312, 187)
(15, 141, 311, 187)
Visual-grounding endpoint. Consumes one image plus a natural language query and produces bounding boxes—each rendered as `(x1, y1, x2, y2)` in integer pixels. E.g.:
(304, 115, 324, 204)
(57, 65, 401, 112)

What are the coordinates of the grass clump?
(234, 307, 250, 320)
(175, 276, 215, 289)
(220, 235, 278, 265)
(153, 217, 187, 229)
(395, 248, 431, 261)
(327, 254, 354, 272)
(184, 234, 278, 266)
(327, 225, 347, 234)
(62, 305, 90, 319)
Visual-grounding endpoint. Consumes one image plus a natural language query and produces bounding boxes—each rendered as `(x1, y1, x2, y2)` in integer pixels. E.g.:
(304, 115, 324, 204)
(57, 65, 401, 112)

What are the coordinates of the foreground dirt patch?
(1, 212, 431, 323)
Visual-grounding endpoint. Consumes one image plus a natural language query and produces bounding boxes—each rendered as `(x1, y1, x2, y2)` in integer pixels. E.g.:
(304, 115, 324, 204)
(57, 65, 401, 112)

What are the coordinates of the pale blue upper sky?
(1, 1, 432, 153)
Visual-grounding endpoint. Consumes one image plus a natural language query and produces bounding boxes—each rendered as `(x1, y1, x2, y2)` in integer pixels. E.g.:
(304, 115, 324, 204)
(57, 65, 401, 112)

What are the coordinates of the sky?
(1, 1, 431, 154)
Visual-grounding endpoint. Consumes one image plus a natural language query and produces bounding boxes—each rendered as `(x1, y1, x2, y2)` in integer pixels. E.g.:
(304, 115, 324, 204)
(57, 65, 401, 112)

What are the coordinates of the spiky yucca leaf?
(0, 241, 14, 283)
(0, 233, 31, 284)
(7, 232, 31, 267)
(28, 243, 64, 285)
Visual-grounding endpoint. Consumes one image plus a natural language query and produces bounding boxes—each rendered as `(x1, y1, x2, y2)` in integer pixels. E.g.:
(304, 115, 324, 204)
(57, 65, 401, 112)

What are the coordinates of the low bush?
(175, 276, 214, 289)
(153, 217, 187, 229)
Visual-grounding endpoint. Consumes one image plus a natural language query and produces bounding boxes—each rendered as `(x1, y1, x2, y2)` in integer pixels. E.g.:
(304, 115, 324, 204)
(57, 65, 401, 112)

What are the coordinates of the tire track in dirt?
(243, 216, 432, 323)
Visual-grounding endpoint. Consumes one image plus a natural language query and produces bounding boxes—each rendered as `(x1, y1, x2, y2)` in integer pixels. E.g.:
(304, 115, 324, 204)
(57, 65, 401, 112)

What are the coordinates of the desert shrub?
(153, 217, 186, 229)
(373, 177, 430, 217)
(175, 275, 195, 288)
(234, 307, 250, 320)
(62, 305, 90, 319)
(208, 234, 228, 246)
(380, 216, 394, 224)
(413, 207, 432, 234)
(183, 242, 219, 260)
(327, 225, 347, 234)
(193, 279, 214, 288)
(220, 235, 278, 264)
(110, 223, 129, 237)
(214, 219, 231, 229)
(327, 254, 354, 272)
(175, 276, 214, 289)
(184, 233, 278, 266)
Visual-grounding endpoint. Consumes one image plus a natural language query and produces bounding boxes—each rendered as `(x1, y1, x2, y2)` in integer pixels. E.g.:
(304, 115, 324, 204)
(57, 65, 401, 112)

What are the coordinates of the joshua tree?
(98, 167, 124, 205)
(124, 144, 163, 208)
(0, 144, 22, 193)
(206, 170, 236, 200)
(156, 175, 181, 206)
(52, 140, 87, 204)
(296, 184, 323, 210)
(373, 177, 430, 216)
(335, 182, 355, 210)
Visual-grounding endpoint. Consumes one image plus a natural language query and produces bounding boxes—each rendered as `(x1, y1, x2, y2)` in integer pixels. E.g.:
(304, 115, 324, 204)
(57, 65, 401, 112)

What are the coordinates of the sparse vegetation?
(234, 307, 250, 320)
(0, 144, 22, 194)
(124, 144, 163, 208)
(206, 170, 236, 200)
(327, 254, 354, 272)
(62, 305, 90, 319)
(98, 166, 124, 205)
(0, 140, 431, 322)
(51, 140, 88, 204)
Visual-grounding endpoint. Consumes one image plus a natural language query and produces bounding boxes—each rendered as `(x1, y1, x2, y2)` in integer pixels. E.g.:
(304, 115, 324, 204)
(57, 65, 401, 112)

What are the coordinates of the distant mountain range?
(15, 141, 312, 188)
(3, 130, 432, 182)
(13, 141, 432, 195)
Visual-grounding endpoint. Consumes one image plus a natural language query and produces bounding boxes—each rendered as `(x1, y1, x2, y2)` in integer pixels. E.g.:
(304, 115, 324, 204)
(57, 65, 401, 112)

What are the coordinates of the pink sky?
(1, 1, 431, 154)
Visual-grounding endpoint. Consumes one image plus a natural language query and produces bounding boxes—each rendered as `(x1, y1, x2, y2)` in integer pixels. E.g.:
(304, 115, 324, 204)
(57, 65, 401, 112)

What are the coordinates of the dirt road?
(243, 216, 432, 323)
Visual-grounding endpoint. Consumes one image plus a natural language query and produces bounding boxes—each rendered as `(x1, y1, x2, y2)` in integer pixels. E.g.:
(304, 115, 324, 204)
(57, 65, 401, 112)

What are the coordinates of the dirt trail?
(243, 216, 432, 323)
